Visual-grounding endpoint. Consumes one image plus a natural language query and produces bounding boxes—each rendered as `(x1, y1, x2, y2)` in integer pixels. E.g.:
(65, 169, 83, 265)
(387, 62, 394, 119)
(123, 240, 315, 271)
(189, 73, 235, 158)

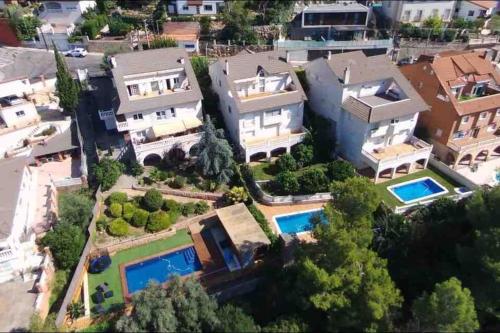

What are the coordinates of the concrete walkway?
(456, 157, 500, 186)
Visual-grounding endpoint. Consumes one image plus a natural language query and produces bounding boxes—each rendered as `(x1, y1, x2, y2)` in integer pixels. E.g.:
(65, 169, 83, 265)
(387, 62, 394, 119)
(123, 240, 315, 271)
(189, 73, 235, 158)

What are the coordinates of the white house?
(98, 48, 204, 165)
(380, 0, 455, 27)
(0, 157, 43, 283)
(162, 21, 200, 53)
(209, 51, 308, 162)
(36, 0, 96, 50)
(0, 78, 40, 129)
(305, 51, 432, 182)
(455, 0, 498, 27)
(167, 0, 224, 15)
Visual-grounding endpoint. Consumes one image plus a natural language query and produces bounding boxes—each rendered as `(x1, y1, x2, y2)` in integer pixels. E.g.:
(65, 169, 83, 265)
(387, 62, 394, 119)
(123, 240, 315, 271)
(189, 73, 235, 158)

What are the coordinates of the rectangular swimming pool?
(124, 246, 202, 294)
(273, 209, 325, 235)
(387, 177, 448, 204)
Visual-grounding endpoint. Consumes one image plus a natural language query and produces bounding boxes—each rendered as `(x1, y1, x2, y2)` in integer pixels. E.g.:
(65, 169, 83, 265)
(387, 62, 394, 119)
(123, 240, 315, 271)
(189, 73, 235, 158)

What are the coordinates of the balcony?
(448, 133, 500, 154)
(0, 249, 15, 263)
(133, 132, 202, 154)
(239, 83, 298, 102)
(241, 128, 307, 158)
(116, 121, 129, 131)
(273, 38, 393, 51)
(362, 136, 433, 171)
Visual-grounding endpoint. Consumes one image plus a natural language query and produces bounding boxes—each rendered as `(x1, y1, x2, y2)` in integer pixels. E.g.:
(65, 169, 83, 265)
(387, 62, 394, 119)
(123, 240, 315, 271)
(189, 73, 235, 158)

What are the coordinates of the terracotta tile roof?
(162, 21, 200, 41)
(467, 0, 498, 9)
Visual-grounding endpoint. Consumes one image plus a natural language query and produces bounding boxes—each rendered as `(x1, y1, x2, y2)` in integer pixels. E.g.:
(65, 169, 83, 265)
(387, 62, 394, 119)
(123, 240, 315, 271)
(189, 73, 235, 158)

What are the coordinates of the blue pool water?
(275, 210, 326, 234)
(390, 178, 447, 203)
(124, 246, 202, 293)
(496, 171, 500, 182)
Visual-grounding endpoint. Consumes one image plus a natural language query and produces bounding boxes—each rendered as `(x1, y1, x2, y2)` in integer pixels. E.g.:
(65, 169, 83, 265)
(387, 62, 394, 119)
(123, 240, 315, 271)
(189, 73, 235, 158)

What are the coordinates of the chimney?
(343, 64, 350, 84)
(225, 59, 229, 75)
(109, 56, 117, 68)
(327, 51, 332, 60)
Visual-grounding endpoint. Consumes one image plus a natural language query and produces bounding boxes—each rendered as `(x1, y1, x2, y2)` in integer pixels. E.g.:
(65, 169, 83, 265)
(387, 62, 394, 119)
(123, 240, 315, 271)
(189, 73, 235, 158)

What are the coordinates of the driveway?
(0, 46, 103, 82)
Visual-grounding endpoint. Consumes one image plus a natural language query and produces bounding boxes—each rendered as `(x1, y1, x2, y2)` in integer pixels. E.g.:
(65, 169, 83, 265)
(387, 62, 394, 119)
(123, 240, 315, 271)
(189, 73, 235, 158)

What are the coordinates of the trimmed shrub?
(299, 168, 329, 194)
(109, 202, 123, 218)
(194, 201, 210, 215)
(327, 160, 356, 182)
(181, 202, 196, 216)
(107, 218, 129, 237)
(96, 216, 107, 232)
(170, 175, 186, 189)
(224, 186, 248, 204)
(142, 189, 163, 212)
(275, 171, 300, 194)
(129, 161, 144, 177)
(292, 144, 314, 168)
(146, 211, 172, 233)
(276, 153, 297, 172)
(163, 199, 181, 213)
(122, 202, 136, 222)
(106, 192, 128, 205)
(130, 208, 149, 227)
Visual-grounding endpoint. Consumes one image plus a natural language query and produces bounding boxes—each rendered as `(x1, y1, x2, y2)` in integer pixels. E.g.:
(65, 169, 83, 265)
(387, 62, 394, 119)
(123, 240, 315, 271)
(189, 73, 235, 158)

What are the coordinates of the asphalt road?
(0, 46, 103, 82)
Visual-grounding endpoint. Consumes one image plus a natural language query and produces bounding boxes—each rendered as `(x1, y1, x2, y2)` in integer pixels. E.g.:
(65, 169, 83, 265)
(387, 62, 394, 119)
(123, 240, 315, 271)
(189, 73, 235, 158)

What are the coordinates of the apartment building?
(209, 51, 307, 163)
(400, 51, 500, 169)
(305, 51, 432, 182)
(455, 1, 498, 27)
(380, 0, 455, 27)
(289, 1, 370, 41)
(98, 48, 203, 165)
(167, 0, 224, 15)
(0, 157, 42, 283)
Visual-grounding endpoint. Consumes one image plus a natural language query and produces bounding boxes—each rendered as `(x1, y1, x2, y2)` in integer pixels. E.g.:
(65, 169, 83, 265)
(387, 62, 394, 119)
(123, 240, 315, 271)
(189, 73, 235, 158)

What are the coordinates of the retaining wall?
(254, 180, 332, 206)
(132, 184, 223, 201)
(428, 157, 479, 189)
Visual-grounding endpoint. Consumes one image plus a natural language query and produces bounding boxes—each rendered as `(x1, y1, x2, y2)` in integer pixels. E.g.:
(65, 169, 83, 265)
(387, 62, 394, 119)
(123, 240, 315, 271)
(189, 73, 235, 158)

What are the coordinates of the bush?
(109, 202, 123, 218)
(292, 144, 314, 168)
(96, 216, 108, 232)
(163, 199, 181, 213)
(299, 168, 329, 194)
(93, 158, 125, 191)
(106, 192, 128, 205)
(276, 153, 297, 172)
(327, 160, 356, 182)
(58, 192, 94, 229)
(129, 161, 144, 177)
(107, 218, 129, 237)
(142, 189, 163, 212)
(194, 201, 210, 215)
(275, 171, 300, 194)
(146, 211, 172, 232)
(170, 175, 186, 189)
(247, 204, 277, 243)
(108, 17, 133, 36)
(122, 202, 136, 221)
(41, 223, 85, 270)
(181, 202, 196, 216)
(130, 208, 149, 227)
(224, 186, 249, 204)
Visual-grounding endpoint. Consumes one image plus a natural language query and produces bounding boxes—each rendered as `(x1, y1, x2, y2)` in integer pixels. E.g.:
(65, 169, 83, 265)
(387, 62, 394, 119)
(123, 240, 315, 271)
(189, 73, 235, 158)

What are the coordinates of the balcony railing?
(362, 136, 433, 168)
(448, 135, 500, 153)
(273, 38, 393, 50)
(0, 249, 15, 262)
(116, 121, 129, 131)
(241, 128, 307, 153)
(133, 132, 203, 154)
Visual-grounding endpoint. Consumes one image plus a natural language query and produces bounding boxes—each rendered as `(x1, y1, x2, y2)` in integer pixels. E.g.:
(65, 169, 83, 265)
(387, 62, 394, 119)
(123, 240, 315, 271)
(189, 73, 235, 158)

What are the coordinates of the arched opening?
(378, 167, 394, 180)
(396, 163, 411, 174)
(415, 158, 426, 170)
(445, 153, 456, 166)
(249, 152, 267, 162)
(458, 154, 473, 166)
(143, 153, 162, 166)
(491, 145, 500, 158)
(168, 147, 186, 163)
(271, 147, 286, 158)
(475, 150, 489, 162)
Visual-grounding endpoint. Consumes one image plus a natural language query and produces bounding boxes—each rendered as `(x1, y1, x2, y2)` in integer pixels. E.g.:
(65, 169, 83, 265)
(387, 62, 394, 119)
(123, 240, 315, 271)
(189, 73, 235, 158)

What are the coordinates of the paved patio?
(456, 157, 500, 186)
(0, 280, 37, 331)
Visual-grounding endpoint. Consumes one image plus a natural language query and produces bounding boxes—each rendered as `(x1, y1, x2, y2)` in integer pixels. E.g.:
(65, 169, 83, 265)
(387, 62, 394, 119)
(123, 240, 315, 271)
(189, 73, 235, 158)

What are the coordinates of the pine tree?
(53, 44, 79, 113)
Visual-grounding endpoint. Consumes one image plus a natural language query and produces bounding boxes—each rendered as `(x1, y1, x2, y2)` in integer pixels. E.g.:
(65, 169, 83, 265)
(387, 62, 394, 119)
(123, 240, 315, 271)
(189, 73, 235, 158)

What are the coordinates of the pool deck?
(455, 158, 500, 186)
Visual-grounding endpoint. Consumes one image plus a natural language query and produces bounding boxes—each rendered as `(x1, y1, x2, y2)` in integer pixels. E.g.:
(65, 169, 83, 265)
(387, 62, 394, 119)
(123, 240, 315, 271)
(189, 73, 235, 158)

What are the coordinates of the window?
(462, 116, 469, 124)
(266, 109, 282, 117)
(487, 123, 497, 132)
(133, 113, 143, 120)
(128, 84, 139, 96)
(182, 5, 189, 11)
(156, 108, 175, 120)
(390, 118, 399, 124)
(15, 110, 25, 117)
(480, 112, 488, 120)
(435, 128, 443, 137)
(402, 10, 411, 21)
(496, 109, 500, 116)
(228, 105, 232, 113)
(468, 10, 474, 17)
(151, 81, 160, 92)
(204, 4, 213, 11)
(472, 84, 485, 96)
(453, 131, 466, 139)
(173, 77, 179, 84)
(443, 9, 451, 20)
(414, 10, 423, 21)
(431, 9, 439, 17)
(479, 10, 487, 17)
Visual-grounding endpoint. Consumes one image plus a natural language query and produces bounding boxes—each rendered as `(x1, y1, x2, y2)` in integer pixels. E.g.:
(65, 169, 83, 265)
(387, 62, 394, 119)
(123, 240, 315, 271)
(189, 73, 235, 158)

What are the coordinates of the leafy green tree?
(326, 160, 356, 182)
(142, 189, 164, 212)
(276, 153, 297, 172)
(262, 316, 309, 333)
(53, 44, 80, 113)
(6, 5, 41, 40)
(93, 158, 125, 191)
(423, 16, 443, 30)
(276, 171, 300, 194)
(96, 0, 116, 14)
(224, 186, 249, 204)
(330, 177, 380, 221)
(58, 192, 94, 229)
(220, 1, 257, 44)
(67, 301, 84, 320)
(216, 304, 259, 332)
(292, 144, 314, 168)
(490, 14, 500, 32)
(116, 277, 219, 332)
(413, 277, 479, 332)
(299, 168, 329, 194)
(41, 223, 85, 270)
(192, 116, 234, 184)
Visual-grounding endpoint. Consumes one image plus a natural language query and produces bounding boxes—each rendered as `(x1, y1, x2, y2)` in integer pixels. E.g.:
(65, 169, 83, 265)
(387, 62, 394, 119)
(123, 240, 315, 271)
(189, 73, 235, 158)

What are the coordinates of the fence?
(131, 184, 223, 201)
(254, 180, 332, 206)
(394, 191, 473, 214)
(428, 156, 480, 190)
(198, 41, 274, 57)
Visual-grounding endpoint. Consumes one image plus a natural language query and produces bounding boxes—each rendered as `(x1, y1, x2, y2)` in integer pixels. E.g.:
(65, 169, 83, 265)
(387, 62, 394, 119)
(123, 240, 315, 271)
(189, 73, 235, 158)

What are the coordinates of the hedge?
(130, 209, 149, 227)
(109, 202, 123, 218)
(142, 189, 163, 212)
(122, 202, 136, 222)
(107, 218, 129, 237)
(146, 211, 172, 233)
(106, 192, 128, 205)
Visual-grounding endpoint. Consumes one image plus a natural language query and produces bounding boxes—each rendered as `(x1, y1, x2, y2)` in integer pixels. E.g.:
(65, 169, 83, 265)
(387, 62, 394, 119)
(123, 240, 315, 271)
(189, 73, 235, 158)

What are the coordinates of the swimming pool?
(273, 209, 326, 235)
(124, 246, 202, 294)
(387, 177, 448, 204)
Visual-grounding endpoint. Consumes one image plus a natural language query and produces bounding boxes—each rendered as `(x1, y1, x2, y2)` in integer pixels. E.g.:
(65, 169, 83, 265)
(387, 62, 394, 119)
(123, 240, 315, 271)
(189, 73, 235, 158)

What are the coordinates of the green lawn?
(375, 167, 461, 208)
(87, 229, 192, 311)
(251, 162, 328, 181)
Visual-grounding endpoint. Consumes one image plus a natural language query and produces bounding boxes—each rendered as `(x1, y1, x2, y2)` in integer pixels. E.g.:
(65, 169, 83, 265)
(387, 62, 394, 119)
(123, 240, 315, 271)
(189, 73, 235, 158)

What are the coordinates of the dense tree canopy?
(216, 304, 259, 332)
(93, 158, 125, 191)
(58, 192, 94, 228)
(54, 45, 80, 113)
(41, 223, 85, 270)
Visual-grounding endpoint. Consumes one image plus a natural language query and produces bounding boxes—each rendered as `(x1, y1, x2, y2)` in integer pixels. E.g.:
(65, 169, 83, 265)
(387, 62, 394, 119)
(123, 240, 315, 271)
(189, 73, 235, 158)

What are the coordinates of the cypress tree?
(54, 44, 79, 113)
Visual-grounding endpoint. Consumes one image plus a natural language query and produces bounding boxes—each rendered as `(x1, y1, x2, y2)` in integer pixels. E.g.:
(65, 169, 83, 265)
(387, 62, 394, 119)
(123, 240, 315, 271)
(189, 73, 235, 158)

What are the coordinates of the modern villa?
(209, 51, 308, 162)
(98, 48, 204, 165)
(305, 51, 432, 182)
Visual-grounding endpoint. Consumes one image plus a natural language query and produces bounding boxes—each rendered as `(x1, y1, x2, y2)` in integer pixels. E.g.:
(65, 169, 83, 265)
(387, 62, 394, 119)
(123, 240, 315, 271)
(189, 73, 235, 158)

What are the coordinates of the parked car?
(0, 95, 24, 106)
(64, 48, 88, 57)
